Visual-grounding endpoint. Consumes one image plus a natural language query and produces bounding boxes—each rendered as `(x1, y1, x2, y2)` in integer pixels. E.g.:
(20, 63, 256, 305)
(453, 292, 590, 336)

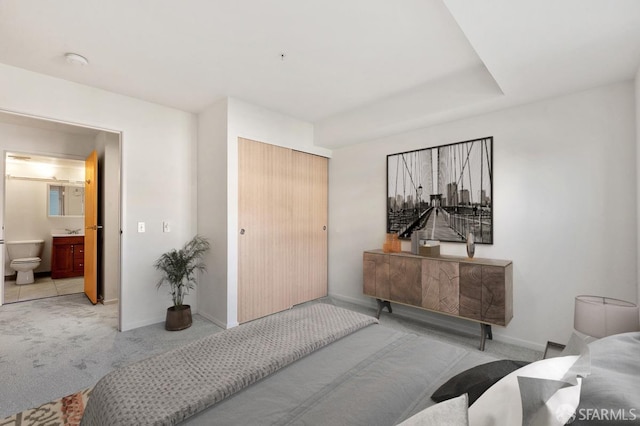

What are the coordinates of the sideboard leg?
(479, 324, 492, 351)
(376, 299, 392, 319)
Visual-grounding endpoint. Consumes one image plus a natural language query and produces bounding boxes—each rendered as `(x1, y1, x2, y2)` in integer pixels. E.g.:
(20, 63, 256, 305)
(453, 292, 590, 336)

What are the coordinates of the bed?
(569, 331, 640, 425)
(182, 318, 497, 425)
(466, 331, 640, 426)
(80, 303, 640, 426)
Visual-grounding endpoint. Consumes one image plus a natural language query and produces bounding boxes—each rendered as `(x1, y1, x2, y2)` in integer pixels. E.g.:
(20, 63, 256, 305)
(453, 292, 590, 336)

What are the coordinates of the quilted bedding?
(80, 304, 378, 426)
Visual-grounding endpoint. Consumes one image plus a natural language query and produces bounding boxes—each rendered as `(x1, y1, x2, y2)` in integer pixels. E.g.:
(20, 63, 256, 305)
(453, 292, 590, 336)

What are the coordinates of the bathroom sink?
(51, 233, 84, 237)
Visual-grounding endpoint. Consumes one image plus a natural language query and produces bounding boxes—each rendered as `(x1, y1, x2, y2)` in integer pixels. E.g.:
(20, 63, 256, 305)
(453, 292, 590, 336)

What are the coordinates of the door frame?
(0, 109, 123, 330)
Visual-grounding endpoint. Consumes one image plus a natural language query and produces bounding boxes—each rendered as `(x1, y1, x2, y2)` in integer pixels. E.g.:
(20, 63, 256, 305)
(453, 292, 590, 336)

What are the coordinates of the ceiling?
(1, 0, 639, 148)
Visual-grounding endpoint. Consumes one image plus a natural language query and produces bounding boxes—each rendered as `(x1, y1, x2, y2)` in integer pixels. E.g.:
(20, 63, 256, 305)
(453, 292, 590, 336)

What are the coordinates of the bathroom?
(0, 112, 122, 308)
(3, 152, 86, 303)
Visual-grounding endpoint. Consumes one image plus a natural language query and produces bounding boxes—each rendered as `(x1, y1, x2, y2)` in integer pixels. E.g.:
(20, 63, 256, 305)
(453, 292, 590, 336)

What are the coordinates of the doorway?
(4, 152, 86, 303)
(0, 111, 122, 327)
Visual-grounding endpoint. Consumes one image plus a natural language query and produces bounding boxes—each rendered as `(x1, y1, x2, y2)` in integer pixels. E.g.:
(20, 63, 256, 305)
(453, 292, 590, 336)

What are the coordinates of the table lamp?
(574, 295, 640, 338)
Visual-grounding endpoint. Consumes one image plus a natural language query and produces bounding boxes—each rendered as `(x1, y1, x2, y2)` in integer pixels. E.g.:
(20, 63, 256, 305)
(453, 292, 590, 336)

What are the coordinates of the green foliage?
(154, 235, 210, 307)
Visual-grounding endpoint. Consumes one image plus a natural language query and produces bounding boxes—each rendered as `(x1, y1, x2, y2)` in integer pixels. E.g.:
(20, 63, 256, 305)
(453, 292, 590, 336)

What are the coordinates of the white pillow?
(398, 394, 469, 426)
(469, 354, 589, 426)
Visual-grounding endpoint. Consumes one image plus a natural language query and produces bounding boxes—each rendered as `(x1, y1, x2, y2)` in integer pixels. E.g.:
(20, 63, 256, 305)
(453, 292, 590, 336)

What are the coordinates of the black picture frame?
(386, 136, 493, 244)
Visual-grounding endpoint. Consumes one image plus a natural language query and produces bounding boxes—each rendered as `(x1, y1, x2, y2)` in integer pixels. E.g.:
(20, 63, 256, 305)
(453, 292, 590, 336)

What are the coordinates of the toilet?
(6, 240, 44, 285)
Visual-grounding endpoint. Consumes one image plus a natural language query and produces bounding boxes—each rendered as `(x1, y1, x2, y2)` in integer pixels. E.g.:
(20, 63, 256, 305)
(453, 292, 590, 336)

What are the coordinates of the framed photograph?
(386, 136, 493, 244)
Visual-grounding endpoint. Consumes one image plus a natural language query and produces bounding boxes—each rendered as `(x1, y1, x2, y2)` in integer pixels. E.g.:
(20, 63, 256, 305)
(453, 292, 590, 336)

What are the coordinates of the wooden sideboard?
(363, 250, 513, 350)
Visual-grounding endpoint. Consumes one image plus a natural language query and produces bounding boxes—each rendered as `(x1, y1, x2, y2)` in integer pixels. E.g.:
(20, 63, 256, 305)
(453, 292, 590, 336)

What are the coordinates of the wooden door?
(84, 151, 98, 304)
(291, 151, 328, 304)
(238, 138, 293, 323)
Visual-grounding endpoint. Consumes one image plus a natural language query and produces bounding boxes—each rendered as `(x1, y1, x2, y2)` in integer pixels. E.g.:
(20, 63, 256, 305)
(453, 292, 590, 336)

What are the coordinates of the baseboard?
(102, 298, 119, 305)
(329, 293, 479, 335)
(123, 310, 237, 332)
(197, 310, 236, 329)
(328, 292, 545, 352)
(499, 334, 546, 352)
(120, 316, 165, 332)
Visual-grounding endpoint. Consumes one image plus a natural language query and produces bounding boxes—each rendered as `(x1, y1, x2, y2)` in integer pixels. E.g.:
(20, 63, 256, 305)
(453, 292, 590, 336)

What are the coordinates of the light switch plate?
(137, 222, 145, 233)
(163, 221, 170, 233)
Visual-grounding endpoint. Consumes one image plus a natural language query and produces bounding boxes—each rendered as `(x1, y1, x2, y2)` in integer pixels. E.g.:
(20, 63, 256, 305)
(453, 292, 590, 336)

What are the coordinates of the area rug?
(0, 388, 91, 426)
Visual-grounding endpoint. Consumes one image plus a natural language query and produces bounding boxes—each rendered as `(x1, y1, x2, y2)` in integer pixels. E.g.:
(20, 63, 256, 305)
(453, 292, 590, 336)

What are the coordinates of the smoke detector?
(64, 52, 89, 66)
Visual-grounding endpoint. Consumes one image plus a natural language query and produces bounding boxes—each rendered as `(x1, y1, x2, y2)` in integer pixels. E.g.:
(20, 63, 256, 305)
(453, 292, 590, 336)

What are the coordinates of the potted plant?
(154, 235, 210, 330)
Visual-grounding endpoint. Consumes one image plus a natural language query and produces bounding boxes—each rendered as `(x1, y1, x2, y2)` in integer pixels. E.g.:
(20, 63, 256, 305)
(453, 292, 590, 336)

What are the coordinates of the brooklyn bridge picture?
(386, 136, 493, 244)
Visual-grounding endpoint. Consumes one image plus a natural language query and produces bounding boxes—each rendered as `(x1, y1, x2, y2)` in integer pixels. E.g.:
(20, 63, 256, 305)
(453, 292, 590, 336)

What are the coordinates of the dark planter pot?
(165, 305, 192, 331)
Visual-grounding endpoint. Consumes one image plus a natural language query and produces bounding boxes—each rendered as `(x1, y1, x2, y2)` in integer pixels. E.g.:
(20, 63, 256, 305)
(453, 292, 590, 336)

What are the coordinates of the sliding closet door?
(238, 138, 293, 323)
(291, 151, 328, 305)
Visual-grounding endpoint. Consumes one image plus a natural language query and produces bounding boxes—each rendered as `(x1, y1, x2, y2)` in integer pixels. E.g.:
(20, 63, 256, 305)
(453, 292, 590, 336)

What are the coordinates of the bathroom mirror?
(48, 184, 85, 217)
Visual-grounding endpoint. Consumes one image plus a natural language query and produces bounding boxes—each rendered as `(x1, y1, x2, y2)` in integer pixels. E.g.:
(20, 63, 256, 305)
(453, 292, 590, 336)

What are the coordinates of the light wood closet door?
(292, 151, 328, 304)
(238, 138, 293, 323)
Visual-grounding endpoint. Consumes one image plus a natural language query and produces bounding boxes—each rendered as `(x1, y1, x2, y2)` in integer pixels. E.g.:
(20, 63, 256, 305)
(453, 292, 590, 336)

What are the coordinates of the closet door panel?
(238, 138, 293, 323)
(308, 153, 328, 300)
(291, 151, 328, 305)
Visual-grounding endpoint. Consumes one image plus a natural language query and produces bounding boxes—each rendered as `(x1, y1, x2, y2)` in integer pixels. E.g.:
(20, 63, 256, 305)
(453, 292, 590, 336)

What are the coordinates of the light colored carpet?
(0, 294, 540, 419)
(0, 294, 222, 418)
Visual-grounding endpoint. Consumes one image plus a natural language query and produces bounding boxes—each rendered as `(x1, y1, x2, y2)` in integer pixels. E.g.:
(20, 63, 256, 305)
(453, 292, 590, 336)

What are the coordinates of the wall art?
(386, 136, 493, 244)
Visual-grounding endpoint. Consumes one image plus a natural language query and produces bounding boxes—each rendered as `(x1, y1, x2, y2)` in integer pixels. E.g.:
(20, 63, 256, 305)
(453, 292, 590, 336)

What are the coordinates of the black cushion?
(431, 359, 530, 405)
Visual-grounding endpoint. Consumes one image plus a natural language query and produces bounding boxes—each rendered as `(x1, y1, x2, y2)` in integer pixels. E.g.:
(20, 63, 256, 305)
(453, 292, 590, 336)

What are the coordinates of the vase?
(466, 232, 475, 258)
(165, 304, 192, 331)
(383, 233, 393, 253)
(391, 233, 401, 253)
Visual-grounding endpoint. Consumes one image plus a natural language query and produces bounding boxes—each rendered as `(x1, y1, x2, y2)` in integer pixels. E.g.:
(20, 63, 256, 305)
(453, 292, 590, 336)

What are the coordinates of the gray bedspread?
(183, 322, 498, 425)
(81, 304, 378, 426)
(574, 331, 640, 425)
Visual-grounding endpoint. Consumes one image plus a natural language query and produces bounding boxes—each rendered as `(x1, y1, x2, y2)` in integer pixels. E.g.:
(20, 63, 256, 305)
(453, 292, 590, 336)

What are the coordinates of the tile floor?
(3, 276, 84, 303)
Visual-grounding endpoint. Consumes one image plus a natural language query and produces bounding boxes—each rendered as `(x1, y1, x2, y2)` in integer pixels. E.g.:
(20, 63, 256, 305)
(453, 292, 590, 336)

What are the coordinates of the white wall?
(329, 81, 637, 350)
(0, 63, 197, 331)
(4, 178, 51, 269)
(197, 99, 229, 328)
(197, 97, 331, 328)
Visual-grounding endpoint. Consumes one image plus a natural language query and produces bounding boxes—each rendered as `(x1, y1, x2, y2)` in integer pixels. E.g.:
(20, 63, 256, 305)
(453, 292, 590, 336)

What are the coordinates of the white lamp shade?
(574, 295, 640, 338)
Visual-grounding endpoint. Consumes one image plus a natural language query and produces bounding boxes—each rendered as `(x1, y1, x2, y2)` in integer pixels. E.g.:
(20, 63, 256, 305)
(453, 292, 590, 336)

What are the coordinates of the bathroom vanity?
(51, 235, 84, 279)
